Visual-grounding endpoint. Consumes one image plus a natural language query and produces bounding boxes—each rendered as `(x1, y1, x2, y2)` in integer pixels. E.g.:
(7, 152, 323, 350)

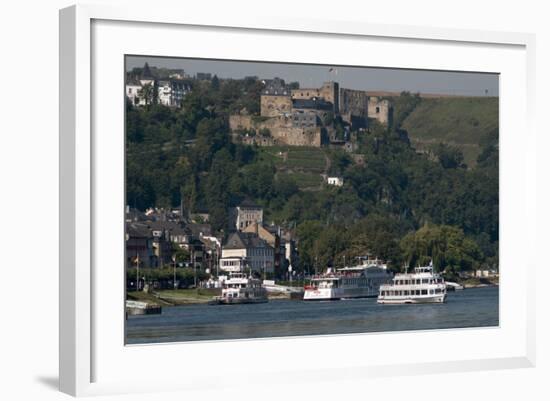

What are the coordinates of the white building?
(157, 80, 191, 107)
(327, 176, 344, 187)
(139, 77, 154, 86)
(125, 83, 143, 106)
(232, 201, 263, 231)
(219, 256, 247, 273)
(222, 232, 274, 273)
(158, 81, 172, 106)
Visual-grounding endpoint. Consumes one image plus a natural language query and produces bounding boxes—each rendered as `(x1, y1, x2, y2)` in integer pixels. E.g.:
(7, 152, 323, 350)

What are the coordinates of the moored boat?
(377, 262, 447, 304)
(209, 272, 268, 305)
(303, 256, 393, 301)
(125, 300, 162, 316)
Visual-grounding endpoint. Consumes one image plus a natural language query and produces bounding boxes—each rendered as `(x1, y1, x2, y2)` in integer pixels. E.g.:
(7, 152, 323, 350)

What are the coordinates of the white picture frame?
(59, 4, 536, 397)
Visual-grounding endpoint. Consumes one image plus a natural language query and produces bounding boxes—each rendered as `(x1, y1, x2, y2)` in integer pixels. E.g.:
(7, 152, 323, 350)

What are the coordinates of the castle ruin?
(229, 77, 392, 147)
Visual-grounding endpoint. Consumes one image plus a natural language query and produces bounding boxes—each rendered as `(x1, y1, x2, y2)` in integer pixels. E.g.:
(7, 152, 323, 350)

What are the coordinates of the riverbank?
(127, 288, 296, 307)
(453, 276, 499, 289)
(127, 288, 217, 306)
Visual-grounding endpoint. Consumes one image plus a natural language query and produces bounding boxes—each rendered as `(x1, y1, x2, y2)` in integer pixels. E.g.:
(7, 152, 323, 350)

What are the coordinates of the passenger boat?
(303, 256, 393, 301)
(377, 261, 447, 304)
(209, 272, 268, 305)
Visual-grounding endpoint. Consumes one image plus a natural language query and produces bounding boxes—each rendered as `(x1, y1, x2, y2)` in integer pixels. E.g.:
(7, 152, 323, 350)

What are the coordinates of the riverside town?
(124, 58, 499, 343)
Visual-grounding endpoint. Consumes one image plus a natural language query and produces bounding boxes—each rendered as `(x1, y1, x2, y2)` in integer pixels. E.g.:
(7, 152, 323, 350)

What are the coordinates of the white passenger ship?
(377, 262, 447, 304)
(303, 257, 393, 301)
(209, 272, 268, 305)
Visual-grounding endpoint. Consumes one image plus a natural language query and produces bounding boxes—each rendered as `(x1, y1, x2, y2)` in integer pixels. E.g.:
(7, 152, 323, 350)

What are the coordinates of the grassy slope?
(401, 97, 498, 167)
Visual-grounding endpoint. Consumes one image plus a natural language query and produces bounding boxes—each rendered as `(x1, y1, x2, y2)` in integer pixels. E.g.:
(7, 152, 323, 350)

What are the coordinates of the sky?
(126, 55, 499, 97)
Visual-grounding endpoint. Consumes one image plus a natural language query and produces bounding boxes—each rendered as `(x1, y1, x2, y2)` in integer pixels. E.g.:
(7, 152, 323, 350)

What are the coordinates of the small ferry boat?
(209, 272, 268, 305)
(446, 281, 464, 291)
(125, 300, 162, 316)
(377, 261, 447, 304)
(303, 256, 393, 301)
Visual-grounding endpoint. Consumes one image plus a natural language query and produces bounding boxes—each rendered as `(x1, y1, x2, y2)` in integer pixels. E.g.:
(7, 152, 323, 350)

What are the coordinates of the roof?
(223, 231, 270, 250)
(237, 199, 262, 209)
(126, 222, 151, 238)
(262, 77, 289, 96)
(187, 223, 212, 238)
(145, 220, 191, 236)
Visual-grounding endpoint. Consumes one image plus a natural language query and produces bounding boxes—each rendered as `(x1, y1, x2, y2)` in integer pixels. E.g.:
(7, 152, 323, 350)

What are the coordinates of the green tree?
(296, 220, 324, 272)
(400, 224, 482, 272)
(433, 143, 465, 169)
(211, 75, 220, 91)
(139, 83, 155, 106)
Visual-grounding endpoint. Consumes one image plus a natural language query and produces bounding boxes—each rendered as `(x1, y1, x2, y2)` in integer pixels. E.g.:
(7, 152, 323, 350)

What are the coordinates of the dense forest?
(126, 75, 499, 274)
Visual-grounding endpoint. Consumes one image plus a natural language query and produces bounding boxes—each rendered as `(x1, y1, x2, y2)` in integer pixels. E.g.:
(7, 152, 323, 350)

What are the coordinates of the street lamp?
(172, 254, 177, 290)
(135, 253, 140, 291)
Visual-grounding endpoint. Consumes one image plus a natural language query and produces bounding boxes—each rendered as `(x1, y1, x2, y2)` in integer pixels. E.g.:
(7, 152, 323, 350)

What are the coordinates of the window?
(421, 289, 428, 295)
(376, 106, 380, 113)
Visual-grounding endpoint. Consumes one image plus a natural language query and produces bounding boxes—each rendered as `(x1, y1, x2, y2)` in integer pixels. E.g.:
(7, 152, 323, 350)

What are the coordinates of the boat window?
(421, 289, 428, 295)
(422, 279, 429, 284)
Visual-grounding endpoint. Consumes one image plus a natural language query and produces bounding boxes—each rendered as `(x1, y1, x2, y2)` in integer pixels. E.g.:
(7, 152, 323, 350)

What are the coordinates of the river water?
(126, 286, 499, 344)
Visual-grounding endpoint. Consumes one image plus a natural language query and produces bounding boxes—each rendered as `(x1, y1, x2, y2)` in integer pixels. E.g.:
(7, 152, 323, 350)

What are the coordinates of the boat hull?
(304, 287, 379, 301)
(209, 297, 268, 305)
(377, 294, 446, 304)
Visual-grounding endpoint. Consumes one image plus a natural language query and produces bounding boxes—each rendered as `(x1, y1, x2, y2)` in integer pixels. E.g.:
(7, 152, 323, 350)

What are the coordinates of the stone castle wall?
(270, 126, 322, 147)
(260, 95, 292, 117)
(229, 114, 254, 131)
(339, 88, 369, 128)
(291, 82, 339, 111)
(230, 82, 391, 148)
(367, 97, 391, 125)
(229, 114, 321, 147)
(339, 88, 368, 117)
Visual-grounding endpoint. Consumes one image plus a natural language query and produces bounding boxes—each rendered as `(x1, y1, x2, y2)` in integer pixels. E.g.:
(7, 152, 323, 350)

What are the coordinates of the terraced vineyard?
(258, 146, 328, 190)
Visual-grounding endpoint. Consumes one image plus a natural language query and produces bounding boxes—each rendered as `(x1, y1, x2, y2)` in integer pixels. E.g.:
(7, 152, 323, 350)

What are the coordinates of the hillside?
(400, 97, 499, 167)
(257, 146, 327, 190)
(126, 79, 499, 271)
